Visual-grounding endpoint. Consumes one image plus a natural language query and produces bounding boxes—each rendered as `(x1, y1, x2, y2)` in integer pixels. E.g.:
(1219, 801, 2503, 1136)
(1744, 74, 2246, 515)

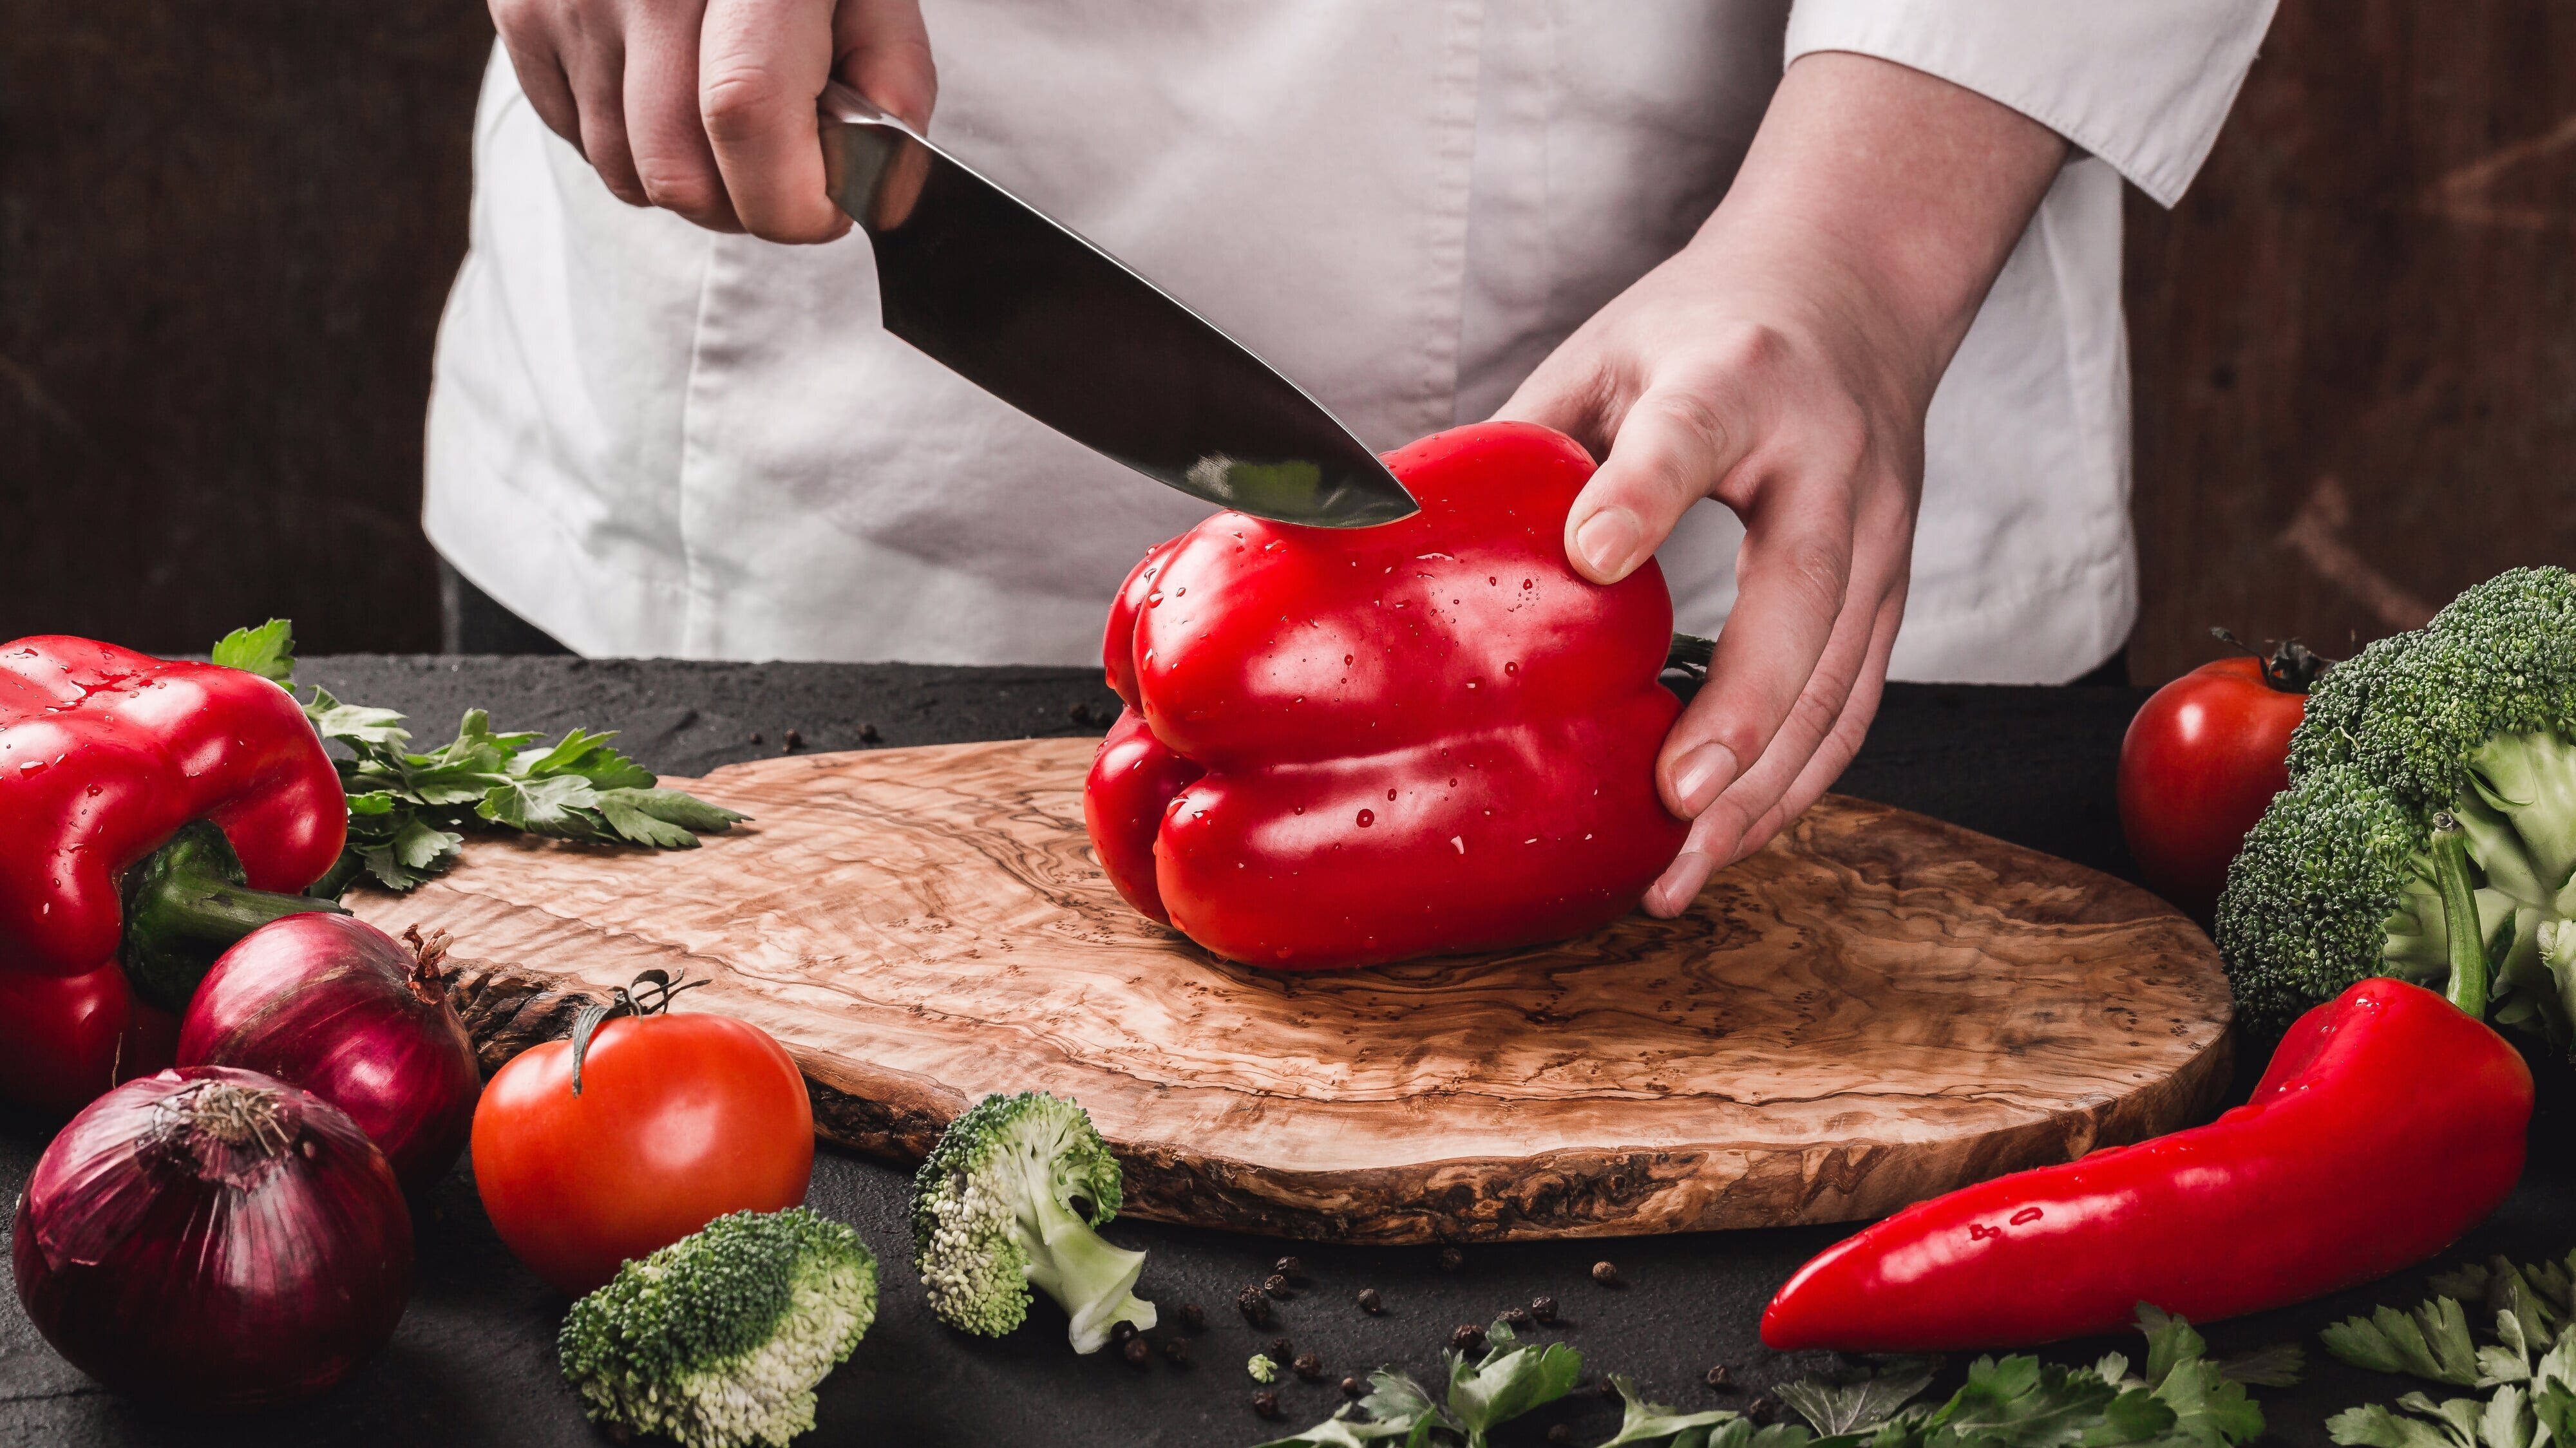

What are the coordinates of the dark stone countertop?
(0, 657, 2561, 1447)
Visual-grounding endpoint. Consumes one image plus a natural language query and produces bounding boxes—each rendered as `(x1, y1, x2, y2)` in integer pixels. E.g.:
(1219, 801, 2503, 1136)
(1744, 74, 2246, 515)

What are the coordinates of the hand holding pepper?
(1496, 53, 2067, 913)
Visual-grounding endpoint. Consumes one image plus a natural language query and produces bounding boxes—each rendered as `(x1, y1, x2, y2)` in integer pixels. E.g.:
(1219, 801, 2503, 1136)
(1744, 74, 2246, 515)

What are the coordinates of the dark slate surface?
(0, 657, 2562, 1447)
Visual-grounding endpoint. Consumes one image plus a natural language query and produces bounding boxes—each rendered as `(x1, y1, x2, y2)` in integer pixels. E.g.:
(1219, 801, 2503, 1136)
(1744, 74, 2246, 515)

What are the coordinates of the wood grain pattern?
(349, 738, 2234, 1243)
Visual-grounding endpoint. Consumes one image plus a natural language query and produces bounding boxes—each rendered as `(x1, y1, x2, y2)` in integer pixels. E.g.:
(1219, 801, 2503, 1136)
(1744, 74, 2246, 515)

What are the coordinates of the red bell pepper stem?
(2427, 812, 2490, 1019)
(1665, 633, 1715, 681)
(118, 821, 346, 1014)
(1759, 976, 2532, 1351)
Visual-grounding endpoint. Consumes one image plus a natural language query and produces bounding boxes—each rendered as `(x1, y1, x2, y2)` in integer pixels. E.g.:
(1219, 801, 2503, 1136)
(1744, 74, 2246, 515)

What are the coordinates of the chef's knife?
(817, 82, 1416, 528)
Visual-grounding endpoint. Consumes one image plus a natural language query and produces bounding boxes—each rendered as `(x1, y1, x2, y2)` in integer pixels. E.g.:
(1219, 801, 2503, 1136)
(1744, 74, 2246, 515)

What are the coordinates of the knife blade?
(817, 82, 1417, 529)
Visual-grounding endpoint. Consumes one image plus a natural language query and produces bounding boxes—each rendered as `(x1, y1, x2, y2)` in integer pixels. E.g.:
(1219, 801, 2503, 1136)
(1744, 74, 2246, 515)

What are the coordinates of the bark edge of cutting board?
(355, 737, 2234, 1244)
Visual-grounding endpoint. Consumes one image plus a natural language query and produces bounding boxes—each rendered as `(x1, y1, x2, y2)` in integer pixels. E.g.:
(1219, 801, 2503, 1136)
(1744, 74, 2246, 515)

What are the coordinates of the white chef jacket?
(425, 0, 2274, 679)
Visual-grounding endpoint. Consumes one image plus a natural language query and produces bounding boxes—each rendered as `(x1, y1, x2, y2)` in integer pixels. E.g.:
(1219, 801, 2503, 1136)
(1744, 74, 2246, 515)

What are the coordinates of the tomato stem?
(567, 969, 711, 1095)
(2209, 626, 2333, 694)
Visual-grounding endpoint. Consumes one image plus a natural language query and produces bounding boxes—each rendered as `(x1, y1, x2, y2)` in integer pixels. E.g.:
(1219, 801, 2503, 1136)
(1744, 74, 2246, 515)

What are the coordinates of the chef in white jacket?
(430, 0, 2275, 912)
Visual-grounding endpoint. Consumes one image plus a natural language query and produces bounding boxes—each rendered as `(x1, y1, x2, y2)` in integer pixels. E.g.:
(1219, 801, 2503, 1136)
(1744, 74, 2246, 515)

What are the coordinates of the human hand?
(490, 0, 935, 241)
(1496, 52, 2067, 917)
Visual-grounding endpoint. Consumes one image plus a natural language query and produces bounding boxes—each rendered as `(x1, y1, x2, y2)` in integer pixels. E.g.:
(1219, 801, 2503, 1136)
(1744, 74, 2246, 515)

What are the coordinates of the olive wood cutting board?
(348, 737, 2234, 1244)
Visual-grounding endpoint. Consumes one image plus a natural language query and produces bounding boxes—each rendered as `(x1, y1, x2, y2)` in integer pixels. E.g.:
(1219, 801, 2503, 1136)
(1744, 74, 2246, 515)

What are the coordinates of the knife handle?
(819, 81, 932, 232)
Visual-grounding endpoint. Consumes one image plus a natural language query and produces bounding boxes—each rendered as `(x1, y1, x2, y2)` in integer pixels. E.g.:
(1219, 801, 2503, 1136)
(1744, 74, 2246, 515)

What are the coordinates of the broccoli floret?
(2218, 566, 2576, 1039)
(911, 1090, 1157, 1354)
(559, 1208, 877, 1448)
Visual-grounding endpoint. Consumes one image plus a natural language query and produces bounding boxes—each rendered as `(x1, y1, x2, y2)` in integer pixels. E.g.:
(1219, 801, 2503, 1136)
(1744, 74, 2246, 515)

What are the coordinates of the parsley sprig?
(1253, 1306, 2282, 1448)
(2324, 1250, 2576, 1448)
(213, 619, 746, 894)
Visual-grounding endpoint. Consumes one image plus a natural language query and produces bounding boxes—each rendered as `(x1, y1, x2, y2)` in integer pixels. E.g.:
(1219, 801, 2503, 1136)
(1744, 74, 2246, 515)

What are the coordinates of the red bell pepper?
(0, 637, 346, 1113)
(1085, 421, 1689, 970)
(1761, 977, 2533, 1350)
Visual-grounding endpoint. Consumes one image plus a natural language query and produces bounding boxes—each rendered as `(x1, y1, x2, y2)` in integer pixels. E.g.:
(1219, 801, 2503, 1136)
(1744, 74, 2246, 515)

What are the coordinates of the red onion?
(13, 1066, 413, 1410)
(176, 915, 481, 1194)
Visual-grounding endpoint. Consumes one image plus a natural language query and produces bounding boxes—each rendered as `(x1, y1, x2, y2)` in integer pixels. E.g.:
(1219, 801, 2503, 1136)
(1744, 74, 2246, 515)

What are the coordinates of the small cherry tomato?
(470, 992, 813, 1295)
(2117, 637, 2325, 922)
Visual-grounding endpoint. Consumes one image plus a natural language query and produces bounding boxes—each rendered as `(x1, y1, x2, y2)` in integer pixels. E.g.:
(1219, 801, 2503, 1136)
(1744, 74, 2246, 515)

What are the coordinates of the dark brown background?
(1, 1, 2565, 678)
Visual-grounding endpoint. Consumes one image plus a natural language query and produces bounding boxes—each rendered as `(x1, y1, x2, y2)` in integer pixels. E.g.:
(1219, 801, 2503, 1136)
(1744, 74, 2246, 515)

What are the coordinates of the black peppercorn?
(1271, 1337, 1294, 1362)
(1237, 1285, 1273, 1327)
(1438, 1246, 1464, 1271)
(1180, 1302, 1206, 1331)
(1357, 1287, 1383, 1314)
(782, 728, 804, 751)
(1591, 1260, 1622, 1286)
(1122, 1337, 1152, 1368)
(859, 722, 882, 743)
(1069, 702, 1095, 725)
(1706, 1364, 1734, 1389)
(1750, 1395, 1781, 1422)
(1294, 1352, 1325, 1382)
(1274, 1255, 1305, 1281)
(1548, 1426, 1576, 1445)
(1451, 1323, 1486, 1353)
(1252, 1390, 1281, 1419)
(1265, 1274, 1293, 1299)
(1163, 1335, 1191, 1366)
(1112, 1321, 1137, 1345)
(1341, 1375, 1365, 1398)
(748, 732, 763, 744)
(1500, 1306, 1531, 1328)
(1531, 1295, 1558, 1324)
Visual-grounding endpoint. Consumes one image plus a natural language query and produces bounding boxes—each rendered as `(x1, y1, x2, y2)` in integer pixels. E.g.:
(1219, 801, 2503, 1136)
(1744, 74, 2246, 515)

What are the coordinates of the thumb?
(1562, 387, 1752, 585)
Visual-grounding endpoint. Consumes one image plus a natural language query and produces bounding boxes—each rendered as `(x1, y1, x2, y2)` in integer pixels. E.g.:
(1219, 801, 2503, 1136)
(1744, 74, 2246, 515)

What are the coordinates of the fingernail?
(1572, 508, 1643, 581)
(1670, 743, 1737, 816)
(1648, 851, 1714, 917)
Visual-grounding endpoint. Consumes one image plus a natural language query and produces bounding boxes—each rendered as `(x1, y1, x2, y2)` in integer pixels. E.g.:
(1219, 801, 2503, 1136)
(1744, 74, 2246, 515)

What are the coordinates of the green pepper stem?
(120, 820, 346, 1013)
(2429, 813, 2490, 1019)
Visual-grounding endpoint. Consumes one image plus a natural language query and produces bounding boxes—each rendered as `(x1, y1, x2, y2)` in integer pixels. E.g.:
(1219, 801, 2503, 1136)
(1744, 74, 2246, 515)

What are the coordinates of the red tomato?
(2117, 653, 2311, 921)
(470, 1011, 814, 1295)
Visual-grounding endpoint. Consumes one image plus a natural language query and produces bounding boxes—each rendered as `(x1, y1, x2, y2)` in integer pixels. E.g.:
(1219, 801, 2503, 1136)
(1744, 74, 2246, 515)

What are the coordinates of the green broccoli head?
(911, 1090, 1157, 1354)
(2219, 566, 2576, 1040)
(558, 1208, 877, 1448)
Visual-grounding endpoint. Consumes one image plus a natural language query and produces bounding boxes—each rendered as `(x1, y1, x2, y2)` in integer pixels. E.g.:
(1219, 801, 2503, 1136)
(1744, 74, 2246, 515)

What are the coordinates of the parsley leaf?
(1779, 1360, 1941, 1436)
(2324, 1299, 2484, 1386)
(219, 621, 748, 894)
(1599, 1374, 1743, 1446)
(1446, 1320, 1585, 1445)
(210, 617, 296, 682)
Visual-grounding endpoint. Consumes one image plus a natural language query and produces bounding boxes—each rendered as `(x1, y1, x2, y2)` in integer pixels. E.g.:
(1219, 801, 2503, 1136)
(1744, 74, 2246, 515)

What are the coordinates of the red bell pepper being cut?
(0, 637, 347, 1114)
(1084, 421, 1689, 970)
(1761, 977, 2533, 1350)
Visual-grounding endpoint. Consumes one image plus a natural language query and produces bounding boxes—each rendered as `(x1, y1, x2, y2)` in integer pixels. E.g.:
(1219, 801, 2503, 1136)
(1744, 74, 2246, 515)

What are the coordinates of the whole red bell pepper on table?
(0, 637, 346, 1115)
(1085, 421, 1689, 970)
(1761, 976, 2533, 1349)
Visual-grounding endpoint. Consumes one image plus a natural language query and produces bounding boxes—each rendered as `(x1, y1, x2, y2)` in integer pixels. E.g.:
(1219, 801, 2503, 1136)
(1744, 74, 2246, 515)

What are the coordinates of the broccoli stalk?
(911, 1091, 1159, 1353)
(2218, 567, 2576, 1040)
(557, 1208, 878, 1448)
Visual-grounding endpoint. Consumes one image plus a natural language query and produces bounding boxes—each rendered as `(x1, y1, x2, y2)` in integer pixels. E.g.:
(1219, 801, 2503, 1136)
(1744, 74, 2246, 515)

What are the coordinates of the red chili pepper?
(0, 637, 346, 1113)
(1761, 977, 2532, 1350)
(1085, 421, 1688, 970)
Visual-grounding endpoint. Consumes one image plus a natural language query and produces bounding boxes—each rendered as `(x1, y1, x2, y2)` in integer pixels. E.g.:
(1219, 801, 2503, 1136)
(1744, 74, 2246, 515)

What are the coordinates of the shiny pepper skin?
(1761, 977, 2533, 1350)
(1084, 421, 1689, 971)
(0, 637, 345, 1113)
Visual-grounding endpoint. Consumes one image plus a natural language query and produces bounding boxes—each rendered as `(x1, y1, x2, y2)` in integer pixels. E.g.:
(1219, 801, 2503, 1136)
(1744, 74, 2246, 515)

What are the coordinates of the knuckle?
(1710, 319, 1794, 377)
(699, 64, 789, 144)
(1773, 536, 1852, 617)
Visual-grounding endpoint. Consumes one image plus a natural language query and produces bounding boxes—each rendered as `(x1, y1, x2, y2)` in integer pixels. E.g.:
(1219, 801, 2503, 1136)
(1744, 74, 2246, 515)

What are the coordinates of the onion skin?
(176, 915, 480, 1195)
(13, 1066, 413, 1411)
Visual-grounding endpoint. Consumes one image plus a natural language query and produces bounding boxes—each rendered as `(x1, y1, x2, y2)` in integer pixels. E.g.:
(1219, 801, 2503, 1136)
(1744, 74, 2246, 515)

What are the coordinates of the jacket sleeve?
(1784, 0, 2278, 206)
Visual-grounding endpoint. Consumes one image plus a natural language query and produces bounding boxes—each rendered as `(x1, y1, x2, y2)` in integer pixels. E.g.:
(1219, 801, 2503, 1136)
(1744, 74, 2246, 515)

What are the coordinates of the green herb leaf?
(1255, 1369, 1452, 1448)
(2329, 1402, 2473, 1448)
(1599, 1373, 1743, 1445)
(1779, 1359, 1942, 1436)
(2210, 1344, 2304, 1389)
(2324, 1299, 2484, 1386)
(1919, 1355, 2119, 1448)
(211, 619, 296, 682)
(598, 786, 747, 834)
(1444, 1320, 1584, 1445)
